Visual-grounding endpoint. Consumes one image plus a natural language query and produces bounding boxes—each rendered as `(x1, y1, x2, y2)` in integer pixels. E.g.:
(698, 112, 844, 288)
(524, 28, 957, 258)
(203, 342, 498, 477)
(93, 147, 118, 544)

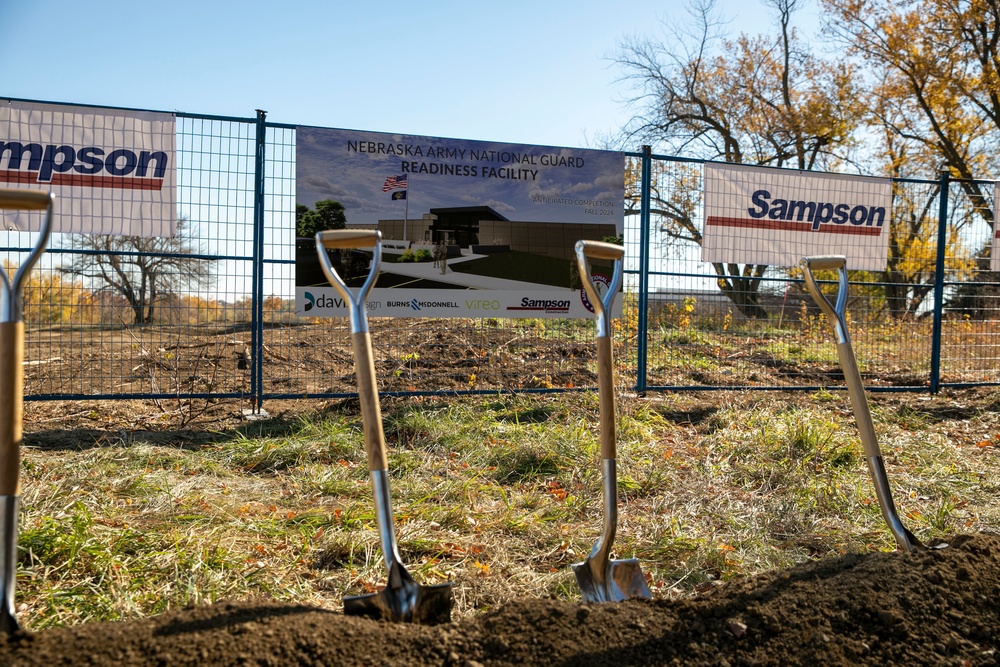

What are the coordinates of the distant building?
(369, 206, 618, 261)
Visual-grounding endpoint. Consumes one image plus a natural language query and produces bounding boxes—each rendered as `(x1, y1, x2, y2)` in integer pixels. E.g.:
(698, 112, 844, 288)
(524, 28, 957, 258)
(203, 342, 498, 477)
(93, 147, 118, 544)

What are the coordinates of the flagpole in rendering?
(403, 187, 409, 246)
(383, 175, 409, 245)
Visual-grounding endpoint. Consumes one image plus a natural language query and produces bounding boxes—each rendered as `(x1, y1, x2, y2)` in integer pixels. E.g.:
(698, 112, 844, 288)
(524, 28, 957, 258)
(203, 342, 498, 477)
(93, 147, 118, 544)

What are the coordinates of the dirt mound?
(2, 533, 997, 666)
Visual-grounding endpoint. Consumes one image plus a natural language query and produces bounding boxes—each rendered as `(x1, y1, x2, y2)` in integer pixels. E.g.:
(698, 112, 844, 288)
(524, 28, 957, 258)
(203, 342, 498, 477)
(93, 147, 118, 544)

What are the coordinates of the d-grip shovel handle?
(315, 230, 388, 472)
(0, 189, 54, 323)
(575, 240, 624, 461)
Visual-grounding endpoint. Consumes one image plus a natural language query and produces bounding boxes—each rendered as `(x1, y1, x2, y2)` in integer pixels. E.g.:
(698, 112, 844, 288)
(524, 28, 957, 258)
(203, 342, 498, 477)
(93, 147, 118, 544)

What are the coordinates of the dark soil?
(1, 533, 998, 666)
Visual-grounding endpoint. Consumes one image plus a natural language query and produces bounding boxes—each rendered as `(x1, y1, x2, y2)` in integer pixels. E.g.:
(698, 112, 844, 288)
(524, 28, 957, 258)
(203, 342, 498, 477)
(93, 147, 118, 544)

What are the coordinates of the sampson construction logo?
(0, 141, 169, 190)
(506, 297, 571, 314)
(706, 189, 887, 236)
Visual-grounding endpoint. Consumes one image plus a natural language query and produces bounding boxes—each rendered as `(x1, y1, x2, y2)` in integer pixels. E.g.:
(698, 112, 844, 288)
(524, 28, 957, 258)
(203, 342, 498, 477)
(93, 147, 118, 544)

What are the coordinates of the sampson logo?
(706, 189, 887, 236)
(0, 141, 168, 190)
(507, 297, 571, 314)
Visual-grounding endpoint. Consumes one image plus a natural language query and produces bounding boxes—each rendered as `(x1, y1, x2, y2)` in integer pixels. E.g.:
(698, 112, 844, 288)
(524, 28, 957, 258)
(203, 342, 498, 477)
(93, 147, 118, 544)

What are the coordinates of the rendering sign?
(295, 126, 625, 318)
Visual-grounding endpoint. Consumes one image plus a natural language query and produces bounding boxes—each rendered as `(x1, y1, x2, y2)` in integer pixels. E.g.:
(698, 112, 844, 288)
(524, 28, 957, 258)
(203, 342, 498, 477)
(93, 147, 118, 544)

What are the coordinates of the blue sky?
(1, 0, 818, 150)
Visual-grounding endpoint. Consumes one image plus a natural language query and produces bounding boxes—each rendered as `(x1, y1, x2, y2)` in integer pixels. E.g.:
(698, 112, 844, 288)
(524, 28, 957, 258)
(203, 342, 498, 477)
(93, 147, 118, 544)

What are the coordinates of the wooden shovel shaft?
(597, 335, 616, 460)
(0, 189, 50, 212)
(352, 331, 388, 471)
(0, 323, 22, 496)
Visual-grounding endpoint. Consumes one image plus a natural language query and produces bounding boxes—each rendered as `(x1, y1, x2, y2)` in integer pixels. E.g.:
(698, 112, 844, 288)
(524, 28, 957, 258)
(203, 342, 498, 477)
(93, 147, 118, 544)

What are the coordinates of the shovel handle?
(802, 257, 879, 462)
(0, 189, 51, 212)
(316, 229, 380, 250)
(574, 240, 625, 338)
(575, 240, 625, 461)
(314, 231, 389, 471)
(315, 230, 382, 335)
(0, 323, 23, 496)
(801, 255, 846, 272)
(800, 256, 849, 341)
(596, 335, 616, 460)
(576, 240, 625, 262)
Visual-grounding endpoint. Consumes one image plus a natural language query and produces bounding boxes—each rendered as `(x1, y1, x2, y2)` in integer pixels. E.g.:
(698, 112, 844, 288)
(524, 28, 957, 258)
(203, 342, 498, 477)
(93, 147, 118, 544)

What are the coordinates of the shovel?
(0, 188, 54, 633)
(801, 255, 940, 552)
(571, 240, 652, 603)
(315, 229, 452, 624)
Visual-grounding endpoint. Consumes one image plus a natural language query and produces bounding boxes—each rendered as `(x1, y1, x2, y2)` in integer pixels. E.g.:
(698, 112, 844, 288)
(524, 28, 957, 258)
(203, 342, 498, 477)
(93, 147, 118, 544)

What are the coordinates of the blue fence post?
(636, 145, 652, 393)
(929, 169, 950, 394)
(251, 109, 267, 410)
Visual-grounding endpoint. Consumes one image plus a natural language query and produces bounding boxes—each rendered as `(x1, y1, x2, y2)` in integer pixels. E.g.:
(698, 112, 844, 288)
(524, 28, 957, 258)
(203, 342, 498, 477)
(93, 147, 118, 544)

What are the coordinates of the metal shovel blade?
(0, 495, 19, 633)
(573, 557, 651, 604)
(343, 561, 452, 624)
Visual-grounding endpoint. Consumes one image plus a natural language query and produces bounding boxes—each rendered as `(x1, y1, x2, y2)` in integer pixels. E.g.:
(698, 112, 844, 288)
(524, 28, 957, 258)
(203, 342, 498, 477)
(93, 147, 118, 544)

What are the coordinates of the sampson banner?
(702, 163, 892, 270)
(0, 99, 176, 237)
(295, 127, 625, 318)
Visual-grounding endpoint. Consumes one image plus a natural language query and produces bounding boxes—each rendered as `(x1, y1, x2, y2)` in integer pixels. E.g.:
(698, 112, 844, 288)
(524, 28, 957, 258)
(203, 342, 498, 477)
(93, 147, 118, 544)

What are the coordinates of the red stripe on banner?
(0, 170, 37, 184)
(0, 170, 164, 191)
(706, 216, 884, 236)
(51, 173, 165, 190)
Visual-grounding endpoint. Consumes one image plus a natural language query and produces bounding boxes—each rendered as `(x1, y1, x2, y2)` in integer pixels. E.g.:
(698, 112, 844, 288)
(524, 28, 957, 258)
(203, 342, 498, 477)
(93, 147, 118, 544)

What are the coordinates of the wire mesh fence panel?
(17, 114, 258, 399)
(939, 178, 1000, 386)
(9, 100, 1000, 403)
(635, 156, 935, 390)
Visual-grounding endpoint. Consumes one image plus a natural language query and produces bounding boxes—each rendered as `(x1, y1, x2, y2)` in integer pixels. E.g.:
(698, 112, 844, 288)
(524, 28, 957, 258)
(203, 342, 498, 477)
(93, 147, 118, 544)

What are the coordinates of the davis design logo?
(580, 273, 612, 313)
(302, 292, 347, 312)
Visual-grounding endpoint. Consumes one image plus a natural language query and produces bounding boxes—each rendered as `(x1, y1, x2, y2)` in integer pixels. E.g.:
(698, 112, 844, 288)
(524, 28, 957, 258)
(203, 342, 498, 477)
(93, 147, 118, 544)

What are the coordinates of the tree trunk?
(713, 263, 769, 319)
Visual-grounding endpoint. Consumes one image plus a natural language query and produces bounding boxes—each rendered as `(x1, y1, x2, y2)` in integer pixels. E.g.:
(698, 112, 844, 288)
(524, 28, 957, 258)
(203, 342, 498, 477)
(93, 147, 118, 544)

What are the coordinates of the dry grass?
(14, 385, 1000, 629)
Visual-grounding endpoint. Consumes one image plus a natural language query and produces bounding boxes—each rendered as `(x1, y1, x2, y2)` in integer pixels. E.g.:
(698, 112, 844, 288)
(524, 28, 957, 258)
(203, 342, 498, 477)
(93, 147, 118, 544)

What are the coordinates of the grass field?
(16, 384, 1000, 629)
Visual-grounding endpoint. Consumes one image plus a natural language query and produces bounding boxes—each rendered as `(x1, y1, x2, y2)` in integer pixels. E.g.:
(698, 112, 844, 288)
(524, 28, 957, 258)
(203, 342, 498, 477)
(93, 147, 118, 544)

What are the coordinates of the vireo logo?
(304, 292, 316, 312)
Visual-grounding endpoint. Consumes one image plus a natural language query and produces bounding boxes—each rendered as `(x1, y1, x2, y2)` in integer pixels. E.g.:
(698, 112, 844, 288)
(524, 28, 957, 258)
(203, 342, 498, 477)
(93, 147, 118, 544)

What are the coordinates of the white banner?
(296, 126, 625, 318)
(702, 163, 892, 270)
(0, 100, 176, 237)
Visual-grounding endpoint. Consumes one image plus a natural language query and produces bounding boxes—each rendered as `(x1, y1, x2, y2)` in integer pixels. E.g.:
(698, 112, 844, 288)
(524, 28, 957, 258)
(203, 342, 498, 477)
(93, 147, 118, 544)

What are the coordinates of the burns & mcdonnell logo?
(386, 299, 459, 310)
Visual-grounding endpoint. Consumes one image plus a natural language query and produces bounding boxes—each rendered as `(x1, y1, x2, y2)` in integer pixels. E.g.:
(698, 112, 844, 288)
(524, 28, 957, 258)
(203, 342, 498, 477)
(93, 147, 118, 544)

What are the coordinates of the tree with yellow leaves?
(615, 0, 864, 318)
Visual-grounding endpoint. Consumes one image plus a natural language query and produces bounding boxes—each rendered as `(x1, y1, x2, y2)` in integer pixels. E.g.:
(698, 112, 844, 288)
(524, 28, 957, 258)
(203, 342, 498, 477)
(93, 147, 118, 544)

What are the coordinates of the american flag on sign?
(382, 174, 407, 192)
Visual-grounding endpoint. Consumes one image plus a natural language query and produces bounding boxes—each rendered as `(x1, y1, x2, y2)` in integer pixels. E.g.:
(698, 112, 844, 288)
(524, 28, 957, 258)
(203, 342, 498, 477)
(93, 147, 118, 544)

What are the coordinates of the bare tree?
(61, 217, 214, 325)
